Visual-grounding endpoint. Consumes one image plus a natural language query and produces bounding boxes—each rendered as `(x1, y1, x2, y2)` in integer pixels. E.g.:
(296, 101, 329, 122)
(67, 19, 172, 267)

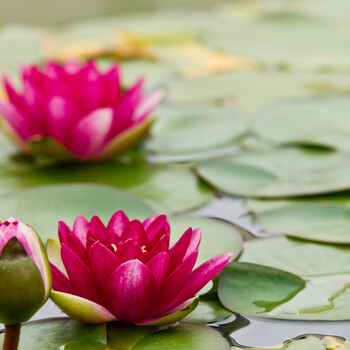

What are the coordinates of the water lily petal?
(115, 239, 144, 263)
(146, 252, 170, 290)
(169, 228, 194, 271)
(147, 235, 169, 261)
(72, 107, 114, 158)
(155, 250, 198, 313)
(106, 259, 155, 323)
(146, 215, 170, 247)
(166, 253, 233, 311)
(133, 89, 165, 122)
(87, 241, 121, 285)
(50, 264, 74, 294)
(58, 221, 85, 261)
(50, 291, 117, 324)
(73, 215, 90, 248)
(121, 220, 148, 247)
(106, 210, 129, 238)
(61, 244, 104, 306)
(0, 101, 33, 140)
(89, 215, 108, 244)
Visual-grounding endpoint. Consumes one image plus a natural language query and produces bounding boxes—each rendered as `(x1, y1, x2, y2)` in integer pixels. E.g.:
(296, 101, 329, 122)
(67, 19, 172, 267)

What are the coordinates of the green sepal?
(99, 117, 155, 160)
(28, 136, 77, 162)
(0, 237, 45, 325)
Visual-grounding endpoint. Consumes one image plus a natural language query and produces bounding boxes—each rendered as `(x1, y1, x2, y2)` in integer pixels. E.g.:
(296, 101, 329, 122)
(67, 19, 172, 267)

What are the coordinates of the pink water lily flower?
(0, 61, 164, 160)
(47, 211, 233, 325)
(0, 218, 51, 325)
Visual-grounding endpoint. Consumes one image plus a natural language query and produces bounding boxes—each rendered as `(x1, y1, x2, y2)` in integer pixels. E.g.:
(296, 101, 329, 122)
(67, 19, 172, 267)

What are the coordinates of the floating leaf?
(253, 96, 350, 152)
(146, 104, 248, 159)
(232, 334, 350, 350)
(218, 262, 305, 316)
(196, 147, 350, 198)
(247, 197, 350, 244)
(0, 161, 212, 213)
(238, 237, 350, 320)
(0, 318, 230, 350)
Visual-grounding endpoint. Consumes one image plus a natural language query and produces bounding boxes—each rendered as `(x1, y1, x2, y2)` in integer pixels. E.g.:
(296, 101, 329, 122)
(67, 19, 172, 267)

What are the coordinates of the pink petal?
(168, 228, 194, 271)
(101, 65, 121, 106)
(145, 215, 170, 247)
(106, 210, 129, 238)
(51, 263, 75, 294)
(58, 221, 86, 261)
(0, 101, 33, 139)
(120, 220, 148, 247)
(108, 78, 144, 138)
(46, 96, 82, 145)
(146, 252, 170, 290)
(154, 250, 198, 313)
(166, 253, 233, 311)
(106, 259, 155, 323)
(61, 244, 104, 306)
(132, 90, 165, 122)
(147, 235, 169, 261)
(73, 215, 90, 248)
(183, 228, 201, 261)
(72, 107, 114, 158)
(87, 241, 121, 285)
(142, 215, 157, 230)
(115, 239, 144, 263)
(89, 215, 108, 244)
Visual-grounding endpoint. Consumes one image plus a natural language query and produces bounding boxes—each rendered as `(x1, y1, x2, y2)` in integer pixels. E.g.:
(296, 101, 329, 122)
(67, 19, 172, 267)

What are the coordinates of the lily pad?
(146, 104, 248, 158)
(196, 147, 350, 198)
(237, 237, 350, 320)
(239, 236, 350, 276)
(0, 183, 154, 241)
(218, 262, 305, 316)
(252, 96, 350, 152)
(0, 161, 212, 213)
(0, 318, 230, 350)
(247, 198, 350, 244)
(167, 70, 350, 113)
(232, 335, 350, 350)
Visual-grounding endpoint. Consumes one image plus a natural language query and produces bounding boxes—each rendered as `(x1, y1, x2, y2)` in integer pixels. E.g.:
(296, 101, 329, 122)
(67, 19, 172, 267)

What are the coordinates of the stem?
(2, 324, 21, 350)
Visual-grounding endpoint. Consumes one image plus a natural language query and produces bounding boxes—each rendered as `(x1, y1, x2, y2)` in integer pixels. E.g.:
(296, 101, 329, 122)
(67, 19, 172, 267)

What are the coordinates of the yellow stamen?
(111, 244, 118, 252)
(141, 245, 147, 253)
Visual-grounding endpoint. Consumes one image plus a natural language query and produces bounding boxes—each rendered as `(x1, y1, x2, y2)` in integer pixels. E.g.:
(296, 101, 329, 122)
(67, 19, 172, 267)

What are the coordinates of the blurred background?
(0, 0, 217, 24)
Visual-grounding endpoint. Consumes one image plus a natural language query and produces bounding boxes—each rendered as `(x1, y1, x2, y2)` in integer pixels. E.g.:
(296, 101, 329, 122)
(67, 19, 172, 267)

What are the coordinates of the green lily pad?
(252, 96, 350, 152)
(146, 104, 248, 158)
(0, 318, 230, 350)
(168, 216, 243, 266)
(232, 334, 350, 350)
(239, 236, 350, 276)
(238, 237, 350, 320)
(218, 262, 305, 316)
(247, 197, 350, 244)
(203, 13, 350, 71)
(0, 161, 212, 213)
(0, 183, 154, 241)
(196, 147, 350, 198)
(167, 70, 350, 113)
